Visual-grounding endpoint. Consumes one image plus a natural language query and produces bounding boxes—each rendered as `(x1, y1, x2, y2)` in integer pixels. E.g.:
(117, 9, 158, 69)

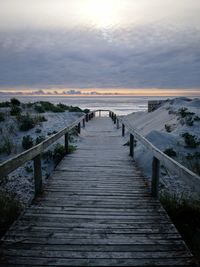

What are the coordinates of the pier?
(0, 110, 197, 266)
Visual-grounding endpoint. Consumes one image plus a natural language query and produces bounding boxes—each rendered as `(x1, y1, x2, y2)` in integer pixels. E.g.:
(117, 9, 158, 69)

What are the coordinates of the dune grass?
(0, 191, 22, 238)
(161, 193, 200, 263)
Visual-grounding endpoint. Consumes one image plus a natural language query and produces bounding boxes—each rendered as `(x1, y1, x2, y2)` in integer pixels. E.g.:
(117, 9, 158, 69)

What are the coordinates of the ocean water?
(0, 95, 170, 115)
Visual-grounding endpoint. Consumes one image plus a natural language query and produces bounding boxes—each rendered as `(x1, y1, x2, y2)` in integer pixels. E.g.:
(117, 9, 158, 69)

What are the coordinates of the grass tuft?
(0, 191, 22, 237)
(161, 193, 200, 262)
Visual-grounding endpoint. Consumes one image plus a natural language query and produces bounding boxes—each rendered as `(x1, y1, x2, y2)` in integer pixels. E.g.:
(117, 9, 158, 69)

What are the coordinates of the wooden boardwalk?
(0, 117, 194, 266)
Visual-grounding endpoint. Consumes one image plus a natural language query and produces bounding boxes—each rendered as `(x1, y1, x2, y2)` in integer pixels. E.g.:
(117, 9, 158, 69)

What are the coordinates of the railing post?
(114, 114, 116, 124)
(130, 134, 134, 158)
(122, 124, 125, 136)
(117, 119, 119, 129)
(65, 132, 69, 153)
(86, 114, 89, 122)
(82, 118, 85, 128)
(77, 122, 81, 134)
(151, 157, 160, 198)
(33, 154, 42, 196)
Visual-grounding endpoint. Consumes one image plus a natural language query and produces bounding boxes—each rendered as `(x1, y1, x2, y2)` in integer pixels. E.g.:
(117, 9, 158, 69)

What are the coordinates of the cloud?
(0, 22, 200, 90)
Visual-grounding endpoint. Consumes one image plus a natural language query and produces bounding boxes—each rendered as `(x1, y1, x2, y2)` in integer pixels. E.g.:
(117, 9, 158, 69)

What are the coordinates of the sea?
(1, 95, 172, 115)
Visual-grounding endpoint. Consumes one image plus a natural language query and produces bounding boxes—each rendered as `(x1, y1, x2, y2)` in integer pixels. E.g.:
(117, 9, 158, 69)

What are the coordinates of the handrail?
(109, 111, 200, 197)
(0, 110, 96, 196)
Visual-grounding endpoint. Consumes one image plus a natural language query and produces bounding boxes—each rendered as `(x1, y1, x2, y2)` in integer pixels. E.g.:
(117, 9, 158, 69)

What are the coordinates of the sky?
(0, 0, 200, 95)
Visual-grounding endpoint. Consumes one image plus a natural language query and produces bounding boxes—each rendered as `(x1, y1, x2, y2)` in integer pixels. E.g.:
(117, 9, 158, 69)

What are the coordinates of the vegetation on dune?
(163, 148, 177, 157)
(22, 135, 34, 149)
(17, 113, 47, 131)
(10, 105, 21, 116)
(10, 98, 21, 106)
(0, 191, 22, 237)
(161, 193, 200, 263)
(17, 113, 36, 131)
(53, 143, 66, 166)
(35, 135, 45, 144)
(0, 136, 13, 155)
(185, 152, 200, 176)
(0, 112, 5, 122)
(164, 124, 172, 132)
(182, 132, 199, 148)
(0, 101, 11, 108)
(34, 101, 89, 113)
(53, 143, 76, 166)
(177, 107, 200, 126)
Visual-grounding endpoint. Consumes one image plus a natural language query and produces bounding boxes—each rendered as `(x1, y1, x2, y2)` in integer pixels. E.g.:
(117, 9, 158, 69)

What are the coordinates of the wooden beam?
(65, 133, 69, 154)
(151, 157, 160, 198)
(77, 123, 81, 134)
(117, 119, 119, 129)
(33, 154, 42, 196)
(82, 118, 85, 128)
(122, 124, 125, 137)
(130, 134, 134, 158)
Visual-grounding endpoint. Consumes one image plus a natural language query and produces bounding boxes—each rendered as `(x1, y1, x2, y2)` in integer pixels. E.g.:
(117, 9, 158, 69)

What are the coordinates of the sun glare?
(80, 0, 121, 29)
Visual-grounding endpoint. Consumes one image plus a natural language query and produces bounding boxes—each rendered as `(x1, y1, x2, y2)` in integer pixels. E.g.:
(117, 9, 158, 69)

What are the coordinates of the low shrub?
(47, 130, 57, 136)
(0, 136, 13, 155)
(25, 166, 33, 173)
(165, 124, 172, 132)
(26, 102, 34, 108)
(178, 108, 194, 118)
(18, 114, 36, 131)
(53, 144, 66, 165)
(36, 101, 65, 112)
(42, 150, 53, 161)
(83, 109, 90, 114)
(0, 112, 5, 122)
(0, 101, 11, 108)
(186, 152, 200, 176)
(35, 128, 42, 133)
(68, 106, 82, 112)
(68, 144, 77, 154)
(163, 148, 177, 157)
(37, 101, 55, 111)
(194, 116, 200, 121)
(160, 193, 200, 262)
(10, 98, 20, 106)
(35, 115, 47, 122)
(8, 124, 16, 135)
(0, 191, 22, 237)
(35, 136, 45, 144)
(10, 105, 21, 116)
(34, 105, 45, 113)
(57, 103, 69, 111)
(22, 135, 34, 149)
(185, 116, 194, 126)
(182, 132, 199, 148)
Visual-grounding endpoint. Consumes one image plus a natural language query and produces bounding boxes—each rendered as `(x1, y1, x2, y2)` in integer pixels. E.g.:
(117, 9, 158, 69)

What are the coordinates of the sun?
(80, 0, 121, 29)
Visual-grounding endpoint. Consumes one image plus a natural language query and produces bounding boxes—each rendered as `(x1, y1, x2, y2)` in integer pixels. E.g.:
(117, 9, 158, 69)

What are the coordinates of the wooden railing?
(0, 111, 96, 197)
(109, 111, 200, 198)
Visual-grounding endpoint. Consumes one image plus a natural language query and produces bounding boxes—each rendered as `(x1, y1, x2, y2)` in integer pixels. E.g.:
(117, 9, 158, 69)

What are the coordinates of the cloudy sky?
(0, 0, 200, 94)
